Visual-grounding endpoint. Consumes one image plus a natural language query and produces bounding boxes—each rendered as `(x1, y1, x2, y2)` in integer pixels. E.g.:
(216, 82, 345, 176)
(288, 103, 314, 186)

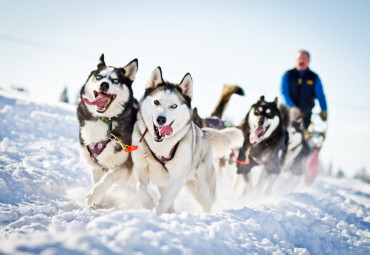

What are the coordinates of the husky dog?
(236, 96, 288, 185)
(77, 54, 138, 206)
(132, 67, 216, 215)
(284, 119, 310, 175)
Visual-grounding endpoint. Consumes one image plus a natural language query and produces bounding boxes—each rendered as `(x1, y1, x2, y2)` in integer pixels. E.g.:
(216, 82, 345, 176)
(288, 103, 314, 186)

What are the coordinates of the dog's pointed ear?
(97, 54, 106, 68)
(146, 67, 164, 89)
(259, 95, 265, 102)
(122, 59, 138, 81)
(179, 73, 193, 98)
(274, 97, 278, 105)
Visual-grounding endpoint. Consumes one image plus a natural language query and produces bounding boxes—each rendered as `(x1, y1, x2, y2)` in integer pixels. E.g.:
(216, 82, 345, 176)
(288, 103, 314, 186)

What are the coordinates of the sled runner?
(304, 113, 327, 183)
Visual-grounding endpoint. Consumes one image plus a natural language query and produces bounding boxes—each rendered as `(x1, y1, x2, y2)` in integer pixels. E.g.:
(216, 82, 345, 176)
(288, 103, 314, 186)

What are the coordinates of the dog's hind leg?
(85, 167, 131, 207)
(216, 159, 224, 181)
(186, 180, 212, 213)
(186, 168, 216, 213)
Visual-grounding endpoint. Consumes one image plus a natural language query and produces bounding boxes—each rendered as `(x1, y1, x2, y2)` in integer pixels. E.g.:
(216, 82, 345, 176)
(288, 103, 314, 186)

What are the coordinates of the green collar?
(98, 116, 112, 136)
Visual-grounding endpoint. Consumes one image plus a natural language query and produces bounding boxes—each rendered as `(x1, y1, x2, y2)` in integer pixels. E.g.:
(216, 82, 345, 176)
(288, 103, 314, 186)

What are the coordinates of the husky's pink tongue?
(249, 126, 265, 143)
(159, 125, 173, 136)
(83, 95, 109, 106)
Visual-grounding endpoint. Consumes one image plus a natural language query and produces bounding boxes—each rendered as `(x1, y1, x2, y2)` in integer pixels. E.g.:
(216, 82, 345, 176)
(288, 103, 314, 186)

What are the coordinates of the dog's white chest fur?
(80, 120, 128, 168)
(81, 120, 110, 144)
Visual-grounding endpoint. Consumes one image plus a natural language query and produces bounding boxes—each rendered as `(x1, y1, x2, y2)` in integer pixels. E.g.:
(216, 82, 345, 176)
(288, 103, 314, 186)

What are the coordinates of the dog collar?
(97, 116, 112, 136)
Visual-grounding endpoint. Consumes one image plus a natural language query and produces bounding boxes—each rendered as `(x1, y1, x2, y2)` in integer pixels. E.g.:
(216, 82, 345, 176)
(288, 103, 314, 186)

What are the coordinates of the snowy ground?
(0, 90, 369, 255)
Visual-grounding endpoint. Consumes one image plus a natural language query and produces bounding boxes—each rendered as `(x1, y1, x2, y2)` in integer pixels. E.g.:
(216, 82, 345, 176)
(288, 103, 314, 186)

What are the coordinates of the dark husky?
(284, 118, 311, 175)
(236, 96, 288, 189)
(77, 54, 138, 206)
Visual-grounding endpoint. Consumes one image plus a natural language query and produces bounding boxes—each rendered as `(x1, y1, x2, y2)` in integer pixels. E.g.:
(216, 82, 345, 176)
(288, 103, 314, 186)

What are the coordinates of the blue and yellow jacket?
(281, 68, 327, 112)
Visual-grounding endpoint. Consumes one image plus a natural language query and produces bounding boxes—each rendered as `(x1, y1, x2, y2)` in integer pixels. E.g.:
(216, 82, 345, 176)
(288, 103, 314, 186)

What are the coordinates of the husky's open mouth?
(249, 125, 269, 144)
(83, 91, 117, 113)
(153, 121, 174, 142)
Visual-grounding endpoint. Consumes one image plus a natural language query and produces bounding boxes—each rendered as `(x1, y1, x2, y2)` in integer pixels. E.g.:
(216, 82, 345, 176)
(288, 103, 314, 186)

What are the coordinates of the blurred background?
(1, 0, 369, 179)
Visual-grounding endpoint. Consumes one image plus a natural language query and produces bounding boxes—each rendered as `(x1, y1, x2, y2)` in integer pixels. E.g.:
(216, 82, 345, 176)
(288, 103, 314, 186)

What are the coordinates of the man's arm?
(281, 73, 294, 107)
(314, 76, 327, 111)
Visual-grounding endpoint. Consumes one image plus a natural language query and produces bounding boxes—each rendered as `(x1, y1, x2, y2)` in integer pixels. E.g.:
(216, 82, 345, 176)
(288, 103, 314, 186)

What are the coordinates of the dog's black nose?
(100, 82, 109, 92)
(258, 118, 264, 126)
(157, 116, 166, 125)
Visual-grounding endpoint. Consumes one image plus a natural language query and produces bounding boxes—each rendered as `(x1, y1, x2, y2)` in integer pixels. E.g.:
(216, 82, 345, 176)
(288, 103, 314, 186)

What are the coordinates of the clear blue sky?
(1, 0, 369, 176)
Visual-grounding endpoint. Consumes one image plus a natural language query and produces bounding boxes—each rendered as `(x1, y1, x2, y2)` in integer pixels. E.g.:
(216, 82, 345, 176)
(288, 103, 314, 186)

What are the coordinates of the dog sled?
(304, 113, 328, 184)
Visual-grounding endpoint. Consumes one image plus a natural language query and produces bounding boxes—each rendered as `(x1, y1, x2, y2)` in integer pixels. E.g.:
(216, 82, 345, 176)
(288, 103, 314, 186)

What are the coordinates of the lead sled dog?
(77, 54, 138, 207)
(132, 67, 244, 215)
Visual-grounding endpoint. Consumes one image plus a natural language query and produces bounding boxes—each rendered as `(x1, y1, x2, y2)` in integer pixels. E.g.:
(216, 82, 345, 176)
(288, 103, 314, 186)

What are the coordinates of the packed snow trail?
(0, 90, 369, 254)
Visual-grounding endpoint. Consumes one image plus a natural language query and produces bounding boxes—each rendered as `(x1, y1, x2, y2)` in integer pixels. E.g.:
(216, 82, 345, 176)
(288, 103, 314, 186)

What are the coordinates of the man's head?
(295, 50, 310, 71)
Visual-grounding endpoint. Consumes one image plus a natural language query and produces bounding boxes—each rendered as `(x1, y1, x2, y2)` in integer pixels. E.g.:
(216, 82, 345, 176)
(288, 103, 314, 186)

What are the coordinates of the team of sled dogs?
(78, 54, 310, 214)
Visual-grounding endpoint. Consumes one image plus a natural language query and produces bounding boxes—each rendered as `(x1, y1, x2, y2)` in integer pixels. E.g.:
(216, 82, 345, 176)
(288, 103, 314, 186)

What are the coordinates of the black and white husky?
(284, 119, 310, 175)
(276, 110, 312, 192)
(131, 67, 218, 215)
(236, 96, 288, 190)
(77, 54, 138, 206)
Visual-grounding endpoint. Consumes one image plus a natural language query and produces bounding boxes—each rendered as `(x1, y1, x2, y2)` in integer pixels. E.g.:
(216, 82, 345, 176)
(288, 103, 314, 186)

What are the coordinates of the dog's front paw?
(141, 198, 155, 211)
(154, 202, 167, 216)
(154, 205, 162, 216)
(85, 190, 104, 207)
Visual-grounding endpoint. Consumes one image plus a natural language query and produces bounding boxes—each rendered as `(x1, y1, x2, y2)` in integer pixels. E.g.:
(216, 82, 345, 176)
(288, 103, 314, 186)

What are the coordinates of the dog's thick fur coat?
(77, 54, 138, 206)
(132, 67, 216, 215)
(236, 96, 288, 180)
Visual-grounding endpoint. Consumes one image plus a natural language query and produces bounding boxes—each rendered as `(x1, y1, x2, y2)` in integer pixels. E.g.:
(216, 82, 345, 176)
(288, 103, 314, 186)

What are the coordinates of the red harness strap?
(231, 149, 250, 165)
(125, 128, 148, 152)
(150, 142, 180, 166)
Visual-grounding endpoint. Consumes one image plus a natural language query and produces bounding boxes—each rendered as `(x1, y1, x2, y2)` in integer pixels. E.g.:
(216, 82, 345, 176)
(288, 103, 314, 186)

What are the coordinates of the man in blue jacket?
(281, 50, 328, 128)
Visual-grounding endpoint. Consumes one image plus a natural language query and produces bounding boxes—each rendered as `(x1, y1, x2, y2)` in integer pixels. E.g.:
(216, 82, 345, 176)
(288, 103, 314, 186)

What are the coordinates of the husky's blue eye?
(154, 100, 160, 106)
(113, 79, 119, 84)
(170, 104, 177, 109)
(96, 75, 102, 80)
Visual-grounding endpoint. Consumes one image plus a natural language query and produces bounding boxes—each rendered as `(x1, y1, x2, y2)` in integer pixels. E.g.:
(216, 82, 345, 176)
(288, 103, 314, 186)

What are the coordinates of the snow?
(0, 89, 369, 255)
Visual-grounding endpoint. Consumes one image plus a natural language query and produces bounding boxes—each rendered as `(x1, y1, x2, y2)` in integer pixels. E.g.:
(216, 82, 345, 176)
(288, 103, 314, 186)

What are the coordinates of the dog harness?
(149, 142, 180, 166)
(250, 150, 272, 165)
(231, 148, 250, 165)
(86, 119, 148, 166)
(86, 117, 113, 165)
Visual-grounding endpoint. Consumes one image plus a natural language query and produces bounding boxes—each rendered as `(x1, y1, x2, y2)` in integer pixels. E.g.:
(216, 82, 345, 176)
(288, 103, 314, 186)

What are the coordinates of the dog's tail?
(211, 84, 245, 118)
(279, 104, 290, 128)
(203, 127, 244, 159)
